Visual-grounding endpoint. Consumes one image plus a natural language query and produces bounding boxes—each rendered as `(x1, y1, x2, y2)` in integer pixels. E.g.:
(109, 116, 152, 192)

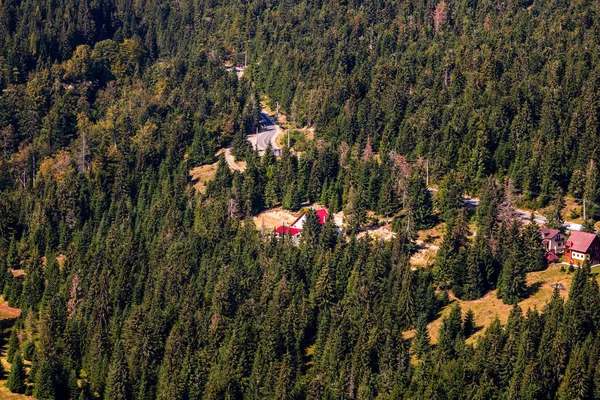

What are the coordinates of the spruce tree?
(104, 340, 131, 400)
(521, 220, 546, 272)
(413, 313, 431, 359)
(405, 169, 432, 230)
(34, 361, 56, 400)
(557, 345, 590, 400)
(497, 252, 527, 305)
(7, 352, 26, 394)
(462, 309, 475, 337)
(7, 326, 19, 363)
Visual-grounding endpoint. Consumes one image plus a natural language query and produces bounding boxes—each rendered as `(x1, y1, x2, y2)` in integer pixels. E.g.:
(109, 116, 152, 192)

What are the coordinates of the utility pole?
(584, 198, 587, 223)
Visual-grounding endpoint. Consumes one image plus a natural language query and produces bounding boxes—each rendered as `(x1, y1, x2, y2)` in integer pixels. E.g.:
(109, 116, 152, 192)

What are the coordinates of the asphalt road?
(256, 110, 282, 154)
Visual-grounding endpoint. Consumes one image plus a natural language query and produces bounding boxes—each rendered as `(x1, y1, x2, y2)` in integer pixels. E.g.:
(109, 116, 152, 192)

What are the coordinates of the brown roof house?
(540, 228, 566, 254)
(564, 231, 600, 266)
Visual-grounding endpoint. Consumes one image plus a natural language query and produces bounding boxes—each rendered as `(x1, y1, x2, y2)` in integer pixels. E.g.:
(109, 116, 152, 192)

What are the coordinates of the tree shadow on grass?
(525, 281, 544, 299)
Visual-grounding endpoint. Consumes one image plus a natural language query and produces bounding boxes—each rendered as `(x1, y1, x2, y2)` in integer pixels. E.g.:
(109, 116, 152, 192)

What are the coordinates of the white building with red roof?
(274, 208, 329, 244)
(540, 227, 566, 254)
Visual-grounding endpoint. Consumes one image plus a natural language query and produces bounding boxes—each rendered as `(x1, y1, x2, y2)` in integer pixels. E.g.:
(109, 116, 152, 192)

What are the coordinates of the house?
(290, 209, 329, 230)
(274, 208, 329, 244)
(564, 230, 600, 266)
(540, 228, 566, 254)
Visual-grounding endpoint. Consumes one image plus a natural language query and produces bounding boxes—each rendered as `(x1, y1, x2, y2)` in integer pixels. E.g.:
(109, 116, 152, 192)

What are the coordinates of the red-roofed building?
(274, 208, 329, 244)
(540, 228, 566, 254)
(290, 209, 329, 230)
(564, 231, 600, 266)
(274, 226, 303, 236)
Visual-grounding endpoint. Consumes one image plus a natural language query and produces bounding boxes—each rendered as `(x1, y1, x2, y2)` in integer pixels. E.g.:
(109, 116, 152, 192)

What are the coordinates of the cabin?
(564, 230, 600, 266)
(540, 228, 566, 254)
(274, 208, 329, 244)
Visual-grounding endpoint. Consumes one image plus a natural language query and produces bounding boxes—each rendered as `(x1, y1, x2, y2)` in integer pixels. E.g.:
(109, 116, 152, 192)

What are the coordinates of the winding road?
(255, 109, 282, 155)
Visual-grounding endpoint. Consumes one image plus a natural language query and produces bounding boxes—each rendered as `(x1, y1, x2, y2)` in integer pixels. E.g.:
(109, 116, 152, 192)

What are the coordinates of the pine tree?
(462, 309, 475, 337)
(405, 169, 433, 230)
(436, 303, 463, 359)
(436, 171, 464, 222)
(104, 340, 131, 400)
(497, 252, 527, 305)
(282, 181, 301, 211)
(413, 313, 431, 358)
(302, 209, 322, 246)
(521, 220, 546, 272)
(7, 326, 19, 363)
(557, 345, 590, 400)
(7, 352, 26, 394)
(398, 264, 416, 328)
(34, 361, 56, 400)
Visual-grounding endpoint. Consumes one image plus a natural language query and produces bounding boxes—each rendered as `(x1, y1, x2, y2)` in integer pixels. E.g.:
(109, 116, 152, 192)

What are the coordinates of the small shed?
(546, 251, 559, 264)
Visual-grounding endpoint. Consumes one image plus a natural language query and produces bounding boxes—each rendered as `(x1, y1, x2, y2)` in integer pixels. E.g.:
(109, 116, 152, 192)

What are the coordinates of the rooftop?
(566, 230, 598, 253)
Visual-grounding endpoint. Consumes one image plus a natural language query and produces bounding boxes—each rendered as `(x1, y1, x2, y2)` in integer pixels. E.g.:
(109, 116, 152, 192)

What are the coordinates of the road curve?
(255, 109, 282, 154)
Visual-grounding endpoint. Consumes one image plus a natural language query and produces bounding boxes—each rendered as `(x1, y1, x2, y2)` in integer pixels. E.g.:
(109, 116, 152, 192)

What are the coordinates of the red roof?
(290, 208, 329, 228)
(274, 226, 302, 236)
(566, 231, 598, 253)
(546, 251, 559, 263)
(540, 228, 561, 240)
(315, 209, 329, 225)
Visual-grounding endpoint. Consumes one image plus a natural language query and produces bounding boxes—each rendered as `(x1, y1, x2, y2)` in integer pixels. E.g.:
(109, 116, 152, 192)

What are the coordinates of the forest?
(1, 0, 600, 398)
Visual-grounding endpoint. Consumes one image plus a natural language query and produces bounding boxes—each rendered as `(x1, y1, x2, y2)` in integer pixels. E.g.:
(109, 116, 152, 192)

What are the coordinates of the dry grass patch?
(420, 265, 580, 345)
(253, 208, 299, 232)
(410, 222, 445, 267)
(8, 269, 25, 279)
(189, 163, 219, 194)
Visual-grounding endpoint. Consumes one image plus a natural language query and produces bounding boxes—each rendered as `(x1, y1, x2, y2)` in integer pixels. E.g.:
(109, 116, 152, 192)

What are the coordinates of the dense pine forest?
(2, 0, 600, 398)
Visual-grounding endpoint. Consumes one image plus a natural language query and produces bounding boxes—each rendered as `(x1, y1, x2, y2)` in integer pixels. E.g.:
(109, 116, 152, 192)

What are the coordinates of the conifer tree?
(405, 169, 432, 230)
(437, 303, 463, 359)
(497, 251, 527, 305)
(7, 352, 26, 394)
(7, 326, 19, 363)
(521, 220, 546, 272)
(557, 345, 590, 400)
(104, 340, 131, 400)
(302, 209, 322, 246)
(282, 181, 301, 211)
(34, 361, 56, 400)
(462, 309, 475, 337)
(413, 313, 431, 359)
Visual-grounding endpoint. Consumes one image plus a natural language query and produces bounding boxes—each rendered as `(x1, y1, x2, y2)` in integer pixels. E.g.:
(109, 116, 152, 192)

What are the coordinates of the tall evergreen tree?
(7, 352, 26, 394)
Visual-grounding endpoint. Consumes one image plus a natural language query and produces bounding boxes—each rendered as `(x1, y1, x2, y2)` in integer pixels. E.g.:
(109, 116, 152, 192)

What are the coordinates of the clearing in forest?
(405, 264, 590, 345)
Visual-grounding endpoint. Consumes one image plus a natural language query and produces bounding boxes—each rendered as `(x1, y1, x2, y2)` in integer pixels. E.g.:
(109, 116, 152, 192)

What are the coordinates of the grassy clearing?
(253, 207, 299, 233)
(189, 162, 219, 194)
(409, 265, 582, 345)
